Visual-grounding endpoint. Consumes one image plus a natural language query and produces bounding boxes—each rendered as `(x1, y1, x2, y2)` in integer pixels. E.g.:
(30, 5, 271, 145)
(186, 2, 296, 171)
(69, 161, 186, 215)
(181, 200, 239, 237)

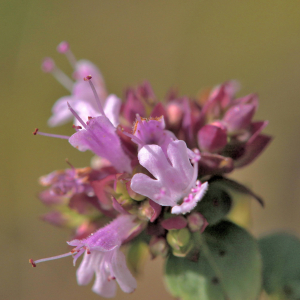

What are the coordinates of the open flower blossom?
(30, 214, 141, 298)
(131, 140, 208, 214)
(31, 42, 271, 298)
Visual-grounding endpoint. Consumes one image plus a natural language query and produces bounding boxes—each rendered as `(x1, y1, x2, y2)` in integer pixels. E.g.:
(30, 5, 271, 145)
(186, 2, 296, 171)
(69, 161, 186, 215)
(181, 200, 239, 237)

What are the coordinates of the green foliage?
(259, 233, 300, 300)
(164, 221, 262, 300)
(197, 184, 232, 225)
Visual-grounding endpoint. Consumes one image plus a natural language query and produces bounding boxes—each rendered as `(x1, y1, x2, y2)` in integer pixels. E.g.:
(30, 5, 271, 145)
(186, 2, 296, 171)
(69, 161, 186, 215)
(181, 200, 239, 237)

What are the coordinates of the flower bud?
(223, 104, 255, 132)
(187, 212, 208, 233)
(198, 124, 227, 153)
(149, 237, 169, 259)
(167, 228, 191, 253)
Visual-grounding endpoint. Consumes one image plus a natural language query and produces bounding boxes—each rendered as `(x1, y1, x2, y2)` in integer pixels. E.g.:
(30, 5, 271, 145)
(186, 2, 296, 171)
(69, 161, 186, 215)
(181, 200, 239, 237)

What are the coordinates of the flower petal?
(111, 249, 137, 293)
(69, 116, 132, 173)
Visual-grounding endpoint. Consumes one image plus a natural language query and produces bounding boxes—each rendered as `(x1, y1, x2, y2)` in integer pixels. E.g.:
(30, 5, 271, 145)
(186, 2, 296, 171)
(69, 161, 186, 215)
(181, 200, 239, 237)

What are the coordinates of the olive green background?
(1, 1, 300, 299)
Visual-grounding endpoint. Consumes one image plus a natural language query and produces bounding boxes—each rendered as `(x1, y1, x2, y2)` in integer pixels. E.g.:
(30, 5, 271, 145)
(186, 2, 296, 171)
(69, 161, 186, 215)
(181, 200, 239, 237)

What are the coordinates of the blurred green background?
(1, 1, 300, 299)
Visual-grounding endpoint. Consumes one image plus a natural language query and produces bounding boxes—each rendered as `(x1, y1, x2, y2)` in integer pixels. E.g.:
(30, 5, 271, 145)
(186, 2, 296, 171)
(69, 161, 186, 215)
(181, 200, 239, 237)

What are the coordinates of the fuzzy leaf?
(164, 221, 262, 300)
(259, 233, 300, 300)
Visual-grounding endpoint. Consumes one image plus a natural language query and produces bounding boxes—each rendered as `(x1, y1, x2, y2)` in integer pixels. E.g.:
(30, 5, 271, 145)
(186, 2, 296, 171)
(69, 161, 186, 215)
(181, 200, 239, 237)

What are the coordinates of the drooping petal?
(92, 251, 117, 298)
(111, 249, 137, 293)
(69, 116, 132, 173)
(76, 251, 97, 285)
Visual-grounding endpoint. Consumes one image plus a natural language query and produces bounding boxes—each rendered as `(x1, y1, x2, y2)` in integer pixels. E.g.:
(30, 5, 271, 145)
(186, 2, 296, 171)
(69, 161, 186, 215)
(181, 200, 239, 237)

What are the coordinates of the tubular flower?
(31, 42, 272, 298)
(30, 215, 141, 298)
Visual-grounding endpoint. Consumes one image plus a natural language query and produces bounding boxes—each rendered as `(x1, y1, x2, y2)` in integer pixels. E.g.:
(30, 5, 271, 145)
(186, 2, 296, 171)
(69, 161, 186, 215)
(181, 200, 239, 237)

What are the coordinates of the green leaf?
(196, 183, 232, 225)
(164, 221, 262, 300)
(259, 233, 300, 299)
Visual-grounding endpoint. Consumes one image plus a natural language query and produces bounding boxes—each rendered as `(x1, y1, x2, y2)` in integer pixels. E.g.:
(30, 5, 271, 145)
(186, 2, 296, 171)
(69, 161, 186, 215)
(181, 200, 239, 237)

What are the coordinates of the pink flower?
(43, 42, 108, 127)
(67, 81, 132, 173)
(68, 112, 132, 173)
(30, 214, 140, 298)
(131, 140, 208, 214)
(124, 115, 176, 156)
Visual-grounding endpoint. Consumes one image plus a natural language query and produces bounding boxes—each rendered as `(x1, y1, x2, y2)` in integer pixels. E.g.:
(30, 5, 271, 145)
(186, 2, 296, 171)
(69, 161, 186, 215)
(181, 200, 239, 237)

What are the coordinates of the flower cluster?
(30, 42, 271, 298)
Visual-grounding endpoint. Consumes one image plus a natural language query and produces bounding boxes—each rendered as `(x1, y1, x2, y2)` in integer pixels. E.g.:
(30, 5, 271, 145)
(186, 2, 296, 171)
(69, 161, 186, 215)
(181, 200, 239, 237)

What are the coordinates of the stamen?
(29, 251, 74, 266)
(84, 75, 105, 115)
(33, 128, 70, 139)
(67, 103, 87, 129)
(41, 58, 73, 92)
(65, 158, 75, 170)
(121, 130, 145, 146)
(57, 41, 77, 68)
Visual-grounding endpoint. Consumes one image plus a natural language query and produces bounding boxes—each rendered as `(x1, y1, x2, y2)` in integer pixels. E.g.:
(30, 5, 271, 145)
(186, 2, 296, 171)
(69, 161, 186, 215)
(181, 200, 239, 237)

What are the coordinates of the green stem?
(198, 234, 231, 300)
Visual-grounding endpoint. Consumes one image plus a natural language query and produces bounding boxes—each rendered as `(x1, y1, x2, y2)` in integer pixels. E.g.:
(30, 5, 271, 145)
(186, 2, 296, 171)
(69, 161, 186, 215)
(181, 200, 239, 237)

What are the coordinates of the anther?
(72, 125, 82, 130)
(29, 259, 36, 267)
(84, 75, 92, 81)
(33, 128, 39, 135)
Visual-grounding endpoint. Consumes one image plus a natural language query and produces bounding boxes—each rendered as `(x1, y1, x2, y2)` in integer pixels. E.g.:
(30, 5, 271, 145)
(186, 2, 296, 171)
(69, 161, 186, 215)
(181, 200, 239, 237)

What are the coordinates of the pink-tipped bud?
(57, 41, 70, 53)
(41, 57, 55, 73)
(223, 104, 255, 132)
(198, 124, 227, 153)
(187, 212, 208, 233)
(166, 103, 183, 126)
